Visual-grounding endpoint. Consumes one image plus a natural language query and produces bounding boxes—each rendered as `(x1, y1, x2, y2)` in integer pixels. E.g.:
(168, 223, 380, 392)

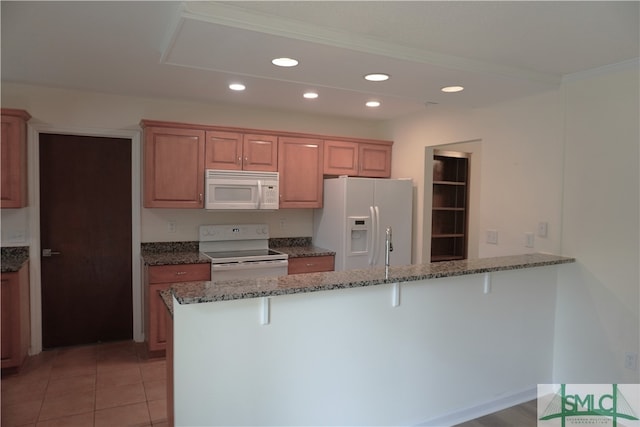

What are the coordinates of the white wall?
(553, 62, 640, 383)
(386, 60, 639, 383)
(174, 266, 560, 426)
(387, 90, 565, 264)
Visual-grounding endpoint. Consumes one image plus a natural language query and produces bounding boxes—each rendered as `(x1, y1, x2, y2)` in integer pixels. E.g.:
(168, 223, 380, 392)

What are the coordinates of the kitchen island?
(165, 253, 574, 426)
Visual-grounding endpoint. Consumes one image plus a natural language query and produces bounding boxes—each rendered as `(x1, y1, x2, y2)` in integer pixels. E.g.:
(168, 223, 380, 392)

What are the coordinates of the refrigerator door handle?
(369, 205, 376, 265)
(374, 205, 381, 265)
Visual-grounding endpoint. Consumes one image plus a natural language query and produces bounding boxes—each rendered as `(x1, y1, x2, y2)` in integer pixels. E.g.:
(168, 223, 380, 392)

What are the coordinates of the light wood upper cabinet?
(324, 139, 392, 178)
(323, 140, 359, 176)
(359, 143, 391, 178)
(143, 124, 205, 208)
(1, 109, 31, 208)
(278, 137, 324, 208)
(204, 131, 242, 170)
(243, 134, 278, 171)
(205, 131, 278, 171)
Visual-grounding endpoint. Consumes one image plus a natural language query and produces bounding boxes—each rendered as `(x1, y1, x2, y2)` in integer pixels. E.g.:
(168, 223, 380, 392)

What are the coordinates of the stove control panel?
(199, 224, 269, 241)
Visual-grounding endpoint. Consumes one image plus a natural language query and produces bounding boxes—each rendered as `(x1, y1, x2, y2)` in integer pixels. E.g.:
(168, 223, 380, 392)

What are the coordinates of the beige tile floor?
(1, 341, 167, 427)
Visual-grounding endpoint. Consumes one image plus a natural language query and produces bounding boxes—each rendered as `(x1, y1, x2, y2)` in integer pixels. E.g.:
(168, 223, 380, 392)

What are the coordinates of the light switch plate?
(486, 230, 498, 244)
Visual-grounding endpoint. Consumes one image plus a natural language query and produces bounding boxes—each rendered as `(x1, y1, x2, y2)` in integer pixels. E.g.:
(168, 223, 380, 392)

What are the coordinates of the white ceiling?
(2, 1, 638, 120)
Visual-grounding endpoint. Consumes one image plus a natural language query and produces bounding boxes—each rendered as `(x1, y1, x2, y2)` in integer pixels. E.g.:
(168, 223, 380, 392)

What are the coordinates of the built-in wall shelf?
(431, 150, 470, 262)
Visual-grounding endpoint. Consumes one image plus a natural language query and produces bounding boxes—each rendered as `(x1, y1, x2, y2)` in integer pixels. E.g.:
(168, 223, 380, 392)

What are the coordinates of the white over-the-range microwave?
(205, 169, 279, 210)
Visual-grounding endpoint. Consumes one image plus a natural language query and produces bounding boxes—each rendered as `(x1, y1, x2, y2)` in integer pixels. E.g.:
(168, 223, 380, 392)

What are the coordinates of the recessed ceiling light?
(441, 85, 464, 93)
(303, 92, 319, 99)
(366, 101, 381, 108)
(364, 73, 390, 82)
(229, 83, 246, 91)
(272, 57, 299, 67)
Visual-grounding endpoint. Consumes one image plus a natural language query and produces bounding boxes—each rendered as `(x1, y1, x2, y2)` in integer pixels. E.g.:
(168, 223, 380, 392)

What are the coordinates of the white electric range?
(199, 224, 288, 282)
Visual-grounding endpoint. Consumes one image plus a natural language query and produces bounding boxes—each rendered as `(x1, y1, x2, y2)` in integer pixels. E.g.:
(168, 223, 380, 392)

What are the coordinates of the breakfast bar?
(164, 253, 574, 426)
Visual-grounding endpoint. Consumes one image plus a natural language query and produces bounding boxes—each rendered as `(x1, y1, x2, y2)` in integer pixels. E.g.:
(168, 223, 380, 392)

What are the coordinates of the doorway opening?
(423, 140, 481, 263)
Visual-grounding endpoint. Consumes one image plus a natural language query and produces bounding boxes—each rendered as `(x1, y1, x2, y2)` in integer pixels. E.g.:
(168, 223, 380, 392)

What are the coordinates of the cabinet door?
(278, 137, 324, 208)
(323, 140, 358, 176)
(145, 263, 210, 355)
(242, 134, 278, 171)
(144, 127, 205, 208)
(1, 263, 30, 370)
(205, 131, 242, 170)
(359, 143, 391, 178)
(147, 263, 211, 284)
(148, 283, 171, 352)
(1, 110, 30, 208)
(288, 256, 335, 275)
(1, 273, 17, 364)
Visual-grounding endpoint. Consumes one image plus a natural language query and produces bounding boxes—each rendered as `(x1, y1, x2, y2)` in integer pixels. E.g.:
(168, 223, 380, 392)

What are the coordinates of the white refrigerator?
(313, 176, 413, 271)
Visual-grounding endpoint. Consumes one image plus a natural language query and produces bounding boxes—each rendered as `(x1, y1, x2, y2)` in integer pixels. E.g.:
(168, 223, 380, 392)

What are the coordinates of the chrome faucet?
(385, 226, 393, 279)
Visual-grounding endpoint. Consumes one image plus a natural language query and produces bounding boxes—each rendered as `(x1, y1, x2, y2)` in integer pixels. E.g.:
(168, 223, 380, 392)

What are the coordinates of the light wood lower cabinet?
(144, 263, 210, 356)
(1, 262, 30, 371)
(288, 255, 335, 275)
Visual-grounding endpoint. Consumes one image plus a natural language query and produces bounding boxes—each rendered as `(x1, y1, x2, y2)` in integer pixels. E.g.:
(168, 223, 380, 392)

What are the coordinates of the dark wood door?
(40, 133, 132, 349)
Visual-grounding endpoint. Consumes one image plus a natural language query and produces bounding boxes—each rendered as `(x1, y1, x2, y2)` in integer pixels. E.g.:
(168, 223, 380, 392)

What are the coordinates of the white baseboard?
(415, 386, 538, 427)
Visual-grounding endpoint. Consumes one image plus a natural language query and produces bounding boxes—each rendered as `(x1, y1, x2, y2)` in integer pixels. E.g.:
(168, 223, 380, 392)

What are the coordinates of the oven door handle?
(211, 260, 288, 271)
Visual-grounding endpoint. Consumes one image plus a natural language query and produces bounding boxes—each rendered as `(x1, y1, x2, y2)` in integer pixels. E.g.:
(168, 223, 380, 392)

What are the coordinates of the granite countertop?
(1, 247, 29, 273)
(272, 245, 335, 258)
(141, 238, 334, 266)
(142, 251, 211, 266)
(141, 241, 210, 266)
(168, 253, 575, 305)
(269, 237, 334, 258)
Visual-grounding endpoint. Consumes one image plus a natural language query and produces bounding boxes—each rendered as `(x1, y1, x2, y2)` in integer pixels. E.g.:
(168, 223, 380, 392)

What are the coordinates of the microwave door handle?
(257, 180, 262, 209)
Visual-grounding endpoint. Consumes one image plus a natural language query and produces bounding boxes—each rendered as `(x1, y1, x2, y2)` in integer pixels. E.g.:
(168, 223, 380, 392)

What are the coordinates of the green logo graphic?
(539, 384, 639, 427)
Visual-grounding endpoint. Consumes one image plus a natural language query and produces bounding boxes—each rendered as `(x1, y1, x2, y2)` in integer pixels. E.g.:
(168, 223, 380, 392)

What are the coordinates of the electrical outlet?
(625, 352, 638, 370)
(168, 220, 177, 233)
(538, 221, 548, 238)
(279, 218, 286, 229)
(525, 232, 535, 248)
(486, 230, 498, 245)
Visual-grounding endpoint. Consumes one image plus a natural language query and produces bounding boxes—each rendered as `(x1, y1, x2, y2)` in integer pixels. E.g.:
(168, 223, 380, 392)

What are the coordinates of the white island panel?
(173, 266, 558, 426)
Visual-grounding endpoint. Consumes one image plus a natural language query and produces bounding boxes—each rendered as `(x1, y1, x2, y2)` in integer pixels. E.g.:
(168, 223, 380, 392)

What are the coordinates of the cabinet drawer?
(148, 263, 211, 284)
(288, 256, 335, 275)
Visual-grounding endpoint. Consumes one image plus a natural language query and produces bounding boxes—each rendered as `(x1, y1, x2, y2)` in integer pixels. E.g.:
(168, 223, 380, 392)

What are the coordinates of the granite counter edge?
(168, 253, 575, 307)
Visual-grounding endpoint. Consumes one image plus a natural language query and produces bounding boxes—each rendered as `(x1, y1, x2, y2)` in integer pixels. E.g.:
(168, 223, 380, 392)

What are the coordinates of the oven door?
(211, 259, 289, 282)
